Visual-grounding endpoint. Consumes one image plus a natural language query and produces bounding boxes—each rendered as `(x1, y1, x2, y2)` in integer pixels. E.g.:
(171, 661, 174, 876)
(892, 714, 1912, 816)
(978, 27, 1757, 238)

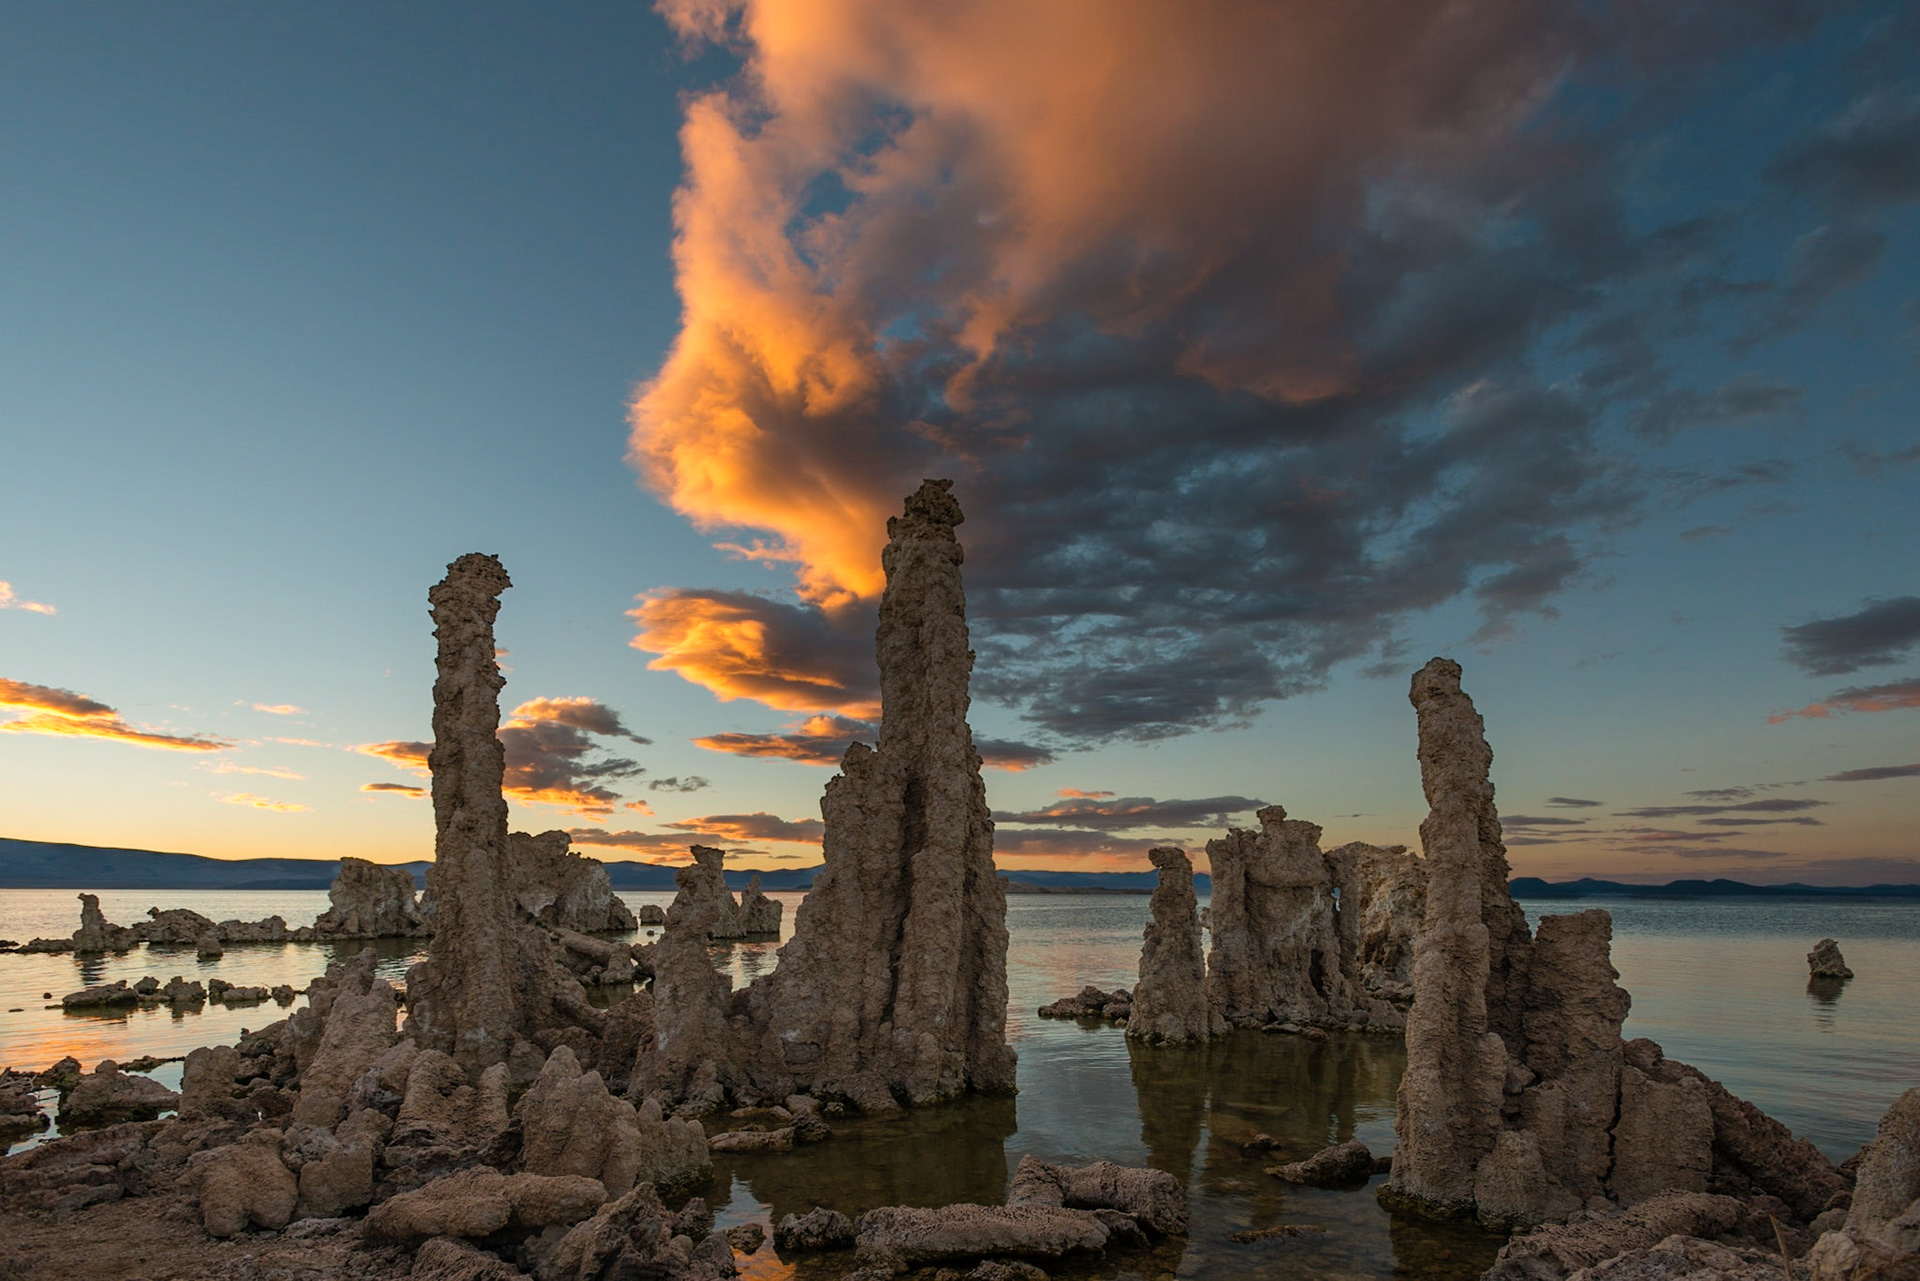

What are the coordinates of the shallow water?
(3, 888, 1916, 1279)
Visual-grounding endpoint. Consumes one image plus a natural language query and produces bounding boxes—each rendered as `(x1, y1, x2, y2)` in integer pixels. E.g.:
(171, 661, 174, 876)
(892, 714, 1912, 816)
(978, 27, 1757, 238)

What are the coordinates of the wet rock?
(133, 975, 160, 995)
(773, 1206, 857, 1252)
(190, 1136, 299, 1236)
(136, 905, 219, 944)
(745, 481, 1017, 1107)
(60, 1060, 179, 1125)
(1268, 1139, 1376, 1188)
(163, 976, 205, 1005)
(725, 1222, 764, 1254)
(34, 1055, 82, 1092)
(1036, 985, 1126, 1021)
(1807, 1086, 1920, 1280)
(1006, 1153, 1188, 1235)
(403, 553, 606, 1076)
(411, 1236, 533, 1281)
(197, 932, 224, 959)
(73, 893, 138, 953)
(735, 875, 782, 937)
(1808, 939, 1855, 981)
(959, 1263, 1050, 1281)
(855, 1203, 1111, 1272)
(1127, 846, 1222, 1043)
(363, 1167, 607, 1243)
(61, 980, 138, 1009)
(708, 1127, 795, 1153)
(1206, 804, 1379, 1031)
(314, 857, 430, 938)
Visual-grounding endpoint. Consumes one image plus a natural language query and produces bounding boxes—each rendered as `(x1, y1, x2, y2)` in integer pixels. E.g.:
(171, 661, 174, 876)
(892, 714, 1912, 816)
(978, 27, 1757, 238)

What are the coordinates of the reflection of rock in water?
(1389, 1208, 1510, 1280)
(1808, 975, 1845, 1029)
(1127, 1035, 1216, 1185)
(713, 1094, 1016, 1227)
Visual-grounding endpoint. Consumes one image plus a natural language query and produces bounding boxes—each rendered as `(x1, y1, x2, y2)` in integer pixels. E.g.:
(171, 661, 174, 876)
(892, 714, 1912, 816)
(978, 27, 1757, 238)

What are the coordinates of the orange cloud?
(1768, 677, 1920, 723)
(204, 760, 305, 781)
(623, 799, 656, 815)
(218, 792, 308, 813)
(0, 582, 56, 615)
(0, 677, 229, 752)
(564, 828, 763, 860)
(252, 702, 306, 716)
(362, 782, 426, 798)
(665, 812, 825, 844)
(695, 712, 1050, 771)
(1057, 789, 1116, 799)
(359, 740, 431, 774)
(631, 591, 877, 715)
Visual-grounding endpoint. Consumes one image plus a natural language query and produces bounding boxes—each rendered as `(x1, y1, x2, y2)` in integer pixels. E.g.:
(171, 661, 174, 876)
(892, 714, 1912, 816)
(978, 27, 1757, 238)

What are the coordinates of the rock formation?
(1205, 806, 1387, 1030)
(1383, 657, 1847, 1232)
(665, 845, 748, 940)
(1037, 984, 1132, 1023)
(503, 830, 638, 934)
(402, 553, 604, 1077)
(735, 874, 781, 936)
(1808, 938, 1855, 981)
(74, 894, 137, 953)
(1808, 1086, 1920, 1279)
(58, 1061, 179, 1125)
(1331, 840, 1426, 995)
(1126, 846, 1222, 1043)
(313, 858, 429, 938)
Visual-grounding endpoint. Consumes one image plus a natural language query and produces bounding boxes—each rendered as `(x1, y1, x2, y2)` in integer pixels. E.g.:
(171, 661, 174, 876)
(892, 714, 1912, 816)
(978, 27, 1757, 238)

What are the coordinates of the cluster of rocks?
(658, 845, 781, 941)
(1380, 656, 1857, 1267)
(418, 829, 638, 937)
(0, 1069, 48, 1139)
(20, 896, 312, 954)
(58, 975, 216, 1009)
(1036, 985, 1132, 1024)
(313, 857, 431, 939)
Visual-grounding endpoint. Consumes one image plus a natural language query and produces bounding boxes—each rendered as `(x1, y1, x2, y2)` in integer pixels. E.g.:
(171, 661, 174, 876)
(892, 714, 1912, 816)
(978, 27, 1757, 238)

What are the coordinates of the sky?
(1, 1, 1916, 885)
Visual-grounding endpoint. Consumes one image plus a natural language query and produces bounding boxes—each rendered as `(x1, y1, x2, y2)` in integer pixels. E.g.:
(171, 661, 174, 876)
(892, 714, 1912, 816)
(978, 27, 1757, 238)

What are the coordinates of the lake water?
(3, 888, 1916, 1279)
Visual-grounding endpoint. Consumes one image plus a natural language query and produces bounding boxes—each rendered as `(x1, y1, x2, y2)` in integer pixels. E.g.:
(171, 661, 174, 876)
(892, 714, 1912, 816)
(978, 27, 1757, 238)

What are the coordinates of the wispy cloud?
(0, 582, 56, 615)
(1823, 763, 1920, 783)
(204, 760, 305, 781)
(647, 775, 711, 793)
(251, 703, 306, 716)
(218, 791, 308, 813)
(361, 782, 425, 798)
(696, 713, 1051, 771)
(1615, 798, 1828, 818)
(994, 793, 1262, 832)
(0, 677, 229, 752)
(665, 812, 825, 844)
(1769, 676, 1920, 723)
(1546, 796, 1605, 808)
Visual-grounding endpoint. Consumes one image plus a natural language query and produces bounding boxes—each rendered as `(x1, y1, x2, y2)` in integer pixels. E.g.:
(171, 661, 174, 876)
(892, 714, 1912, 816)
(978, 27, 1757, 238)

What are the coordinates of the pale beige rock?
(390, 1049, 511, 1159)
(403, 554, 605, 1076)
(363, 1167, 607, 1243)
(1127, 847, 1222, 1044)
(1268, 1140, 1376, 1188)
(517, 1047, 648, 1197)
(59, 1060, 178, 1124)
(411, 1236, 532, 1281)
(295, 1110, 384, 1219)
(1331, 841, 1426, 991)
(855, 1203, 1111, 1271)
(191, 1137, 299, 1237)
(314, 857, 429, 938)
(1809, 1086, 1920, 1280)
(291, 957, 399, 1129)
(1205, 806, 1376, 1030)
(1006, 1153, 1188, 1235)
(1610, 1066, 1713, 1207)
(179, 1044, 247, 1121)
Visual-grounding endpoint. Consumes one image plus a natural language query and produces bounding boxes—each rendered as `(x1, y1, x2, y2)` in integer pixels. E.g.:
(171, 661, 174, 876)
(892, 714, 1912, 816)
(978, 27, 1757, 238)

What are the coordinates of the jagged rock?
(133, 975, 160, 995)
(179, 1045, 249, 1121)
(1609, 1063, 1713, 1207)
(666, 844, 751, 941)
(137, 906, 219, 943)
(774, 1206, 857, 1252)
(403, 554, 605, 1076)
(1127, 846, 1222, 1043)
(197, 932, 224, 959)
(1807, 1086, 1920, 1280)
(735, 875, 781, 937)
(1564, 1234, 1801, 1280)
(1330, 841, 1427, 991)
(855, 1203, 1112, 1271)
(295, 1109, 385, 1218)
(1206, 805, 1381, 1031)
(59, 1060, 179, 1125)
(504, 830, 638, 934)
(591, 990, 654, 1096)
(33, 1056, 82, 1092)
(1269, 1140, 1376, 1187)
(163, 976, 205, 1005)
(1808, 939, 1855, 981)
(0, 1072, 46, 1137)
(741, 481, 1017, 1107)
(73, 893, 137, 953)
(535, 1181, 735, 1281)
(0, 1119, 164, 1212)
(411, 1236, 533, 1281)
(1036, 985, 1129, 1021)
(515, 1046, 709, 1198)
(62, 981, 138, 1009)
(725, 1223, 764, 1254)
(708, 1127, 794, 1152)
(363, 1167, 608, 1243)
(637, 904, 666, 926)
(1006, 1154, 1188, 1235)
(390, 1049, 510, 1159)
(190, 1136, 299, 1236)
(647, 850, 746, 1107)
(290, 950, 400, 1129)
(1483, 1192, 1758, 1280)
(314, 857, 430, 938)
(552, 929, 636, 984)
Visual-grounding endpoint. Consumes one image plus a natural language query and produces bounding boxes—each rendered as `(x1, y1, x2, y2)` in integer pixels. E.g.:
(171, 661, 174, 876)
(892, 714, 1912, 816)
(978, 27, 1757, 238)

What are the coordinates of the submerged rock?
(855, 1204, 1112, 1272)
(774, 1206, 856, 1252)
(59, 1060, 179, 1125)
(1269, 1140, 1376, 1188)
(61, 981, 139, 1009)
(1808, 938, 1855, 981)
(1127, 846, 1222, 1043)
(1006, 1154, 1188, 1235)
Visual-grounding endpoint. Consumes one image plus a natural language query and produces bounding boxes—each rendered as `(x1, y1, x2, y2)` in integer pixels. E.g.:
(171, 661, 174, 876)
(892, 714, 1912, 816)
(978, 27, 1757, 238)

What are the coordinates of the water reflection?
(1806, 975, 1846, 1031)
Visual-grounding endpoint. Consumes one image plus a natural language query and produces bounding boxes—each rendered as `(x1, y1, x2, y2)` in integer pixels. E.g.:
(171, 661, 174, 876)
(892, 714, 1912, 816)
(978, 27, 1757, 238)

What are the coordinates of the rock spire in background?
(1126, 847, 1221, 1043)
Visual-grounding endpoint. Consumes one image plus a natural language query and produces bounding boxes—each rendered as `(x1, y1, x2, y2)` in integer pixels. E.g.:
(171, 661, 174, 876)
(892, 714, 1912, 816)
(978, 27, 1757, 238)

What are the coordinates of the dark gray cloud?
(695, 714, 1052, 770)
(665, 813, 824, 843)
(1678, 525, 1732, 542)
(1546, 796, 1605, 808)
(1780, 596, 1920, 675)
(1696, 816, 1824, 827)
(1615, 798, 1828, 818)
(1767, 87, 1920, 209)
(1503, 815, 1591, 827)
(1632, 375, 1803, 441)
(647, 775, 711, 792)
(1824, 763, 1920, 782)
(994, 794, 1263, 833)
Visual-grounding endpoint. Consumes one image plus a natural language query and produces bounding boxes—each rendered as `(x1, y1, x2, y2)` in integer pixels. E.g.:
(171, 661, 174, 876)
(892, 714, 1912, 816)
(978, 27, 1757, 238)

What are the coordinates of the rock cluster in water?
(313, 858, 430, 939)
(656, 845, 781, 942)
(1126, 846, 1222, 1043)
(419, 829, 637, 936)
(1384, 656, 1849, 1236)
(21, 894, 314, 953)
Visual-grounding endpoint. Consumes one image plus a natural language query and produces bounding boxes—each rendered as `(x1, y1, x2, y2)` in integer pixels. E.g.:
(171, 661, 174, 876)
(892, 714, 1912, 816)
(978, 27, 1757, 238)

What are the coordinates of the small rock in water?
(726, 1222, 765, 1254)
(1807, 938, 1854, 980)
(1268, 1139, 1375, 1187)
(1228, 1223, 1328, 1242)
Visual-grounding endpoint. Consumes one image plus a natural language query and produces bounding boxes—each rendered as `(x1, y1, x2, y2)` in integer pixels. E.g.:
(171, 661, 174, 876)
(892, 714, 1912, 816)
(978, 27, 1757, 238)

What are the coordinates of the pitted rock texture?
(646, 851, 743, 1107)
(190, 1136, 299, 1237)
(74, 893, 138, 953)
(666, 844, 752, 941)
(1808, 938, 1855, 981)
(1806, 1086, 1920, 1279)
(362, 1166, 607, 1243)
(514, 1045, 709, 1198)
(59, 1060, 179, 1125)
(403, 554, 604, 1076)
(1385, 658, 1844, 1232)
(536, 1181, 738, 1281)
(502, 830, 637, 935)
(1127, 847, 1222, 1043)
(735, 874, 781, 937)
(290, 950, 400, 1129)
(1482, 1192, 1758, 1280)
(1006, 1154, 1188, 1235)
(314, 857, 429, 938)
(1331, 841, 1427, 993)
(1205, 806, 1383, 1030)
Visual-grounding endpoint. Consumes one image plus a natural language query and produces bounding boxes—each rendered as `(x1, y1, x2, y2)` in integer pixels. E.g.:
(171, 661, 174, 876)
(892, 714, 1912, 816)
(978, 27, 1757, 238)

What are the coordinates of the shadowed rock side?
(1332, 841, 1426, 998)
(1205, 806, 1394, 1032)
(418, 829, 638, 935)
(1127, 847, 1222, 1043)
(663, 845, 752, 941)
(1384, 657, 1848, 1235)
(313, 857, 429, 939)
(403, 554, 603, 1079)
(735, 873, 781, 936)
(1809, 1086, 1920, 1279)
(1808, 937, 1855, 981)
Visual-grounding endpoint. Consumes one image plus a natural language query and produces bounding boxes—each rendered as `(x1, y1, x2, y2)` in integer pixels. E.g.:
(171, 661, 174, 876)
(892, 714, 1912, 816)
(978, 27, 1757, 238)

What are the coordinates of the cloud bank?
(0, 677, 229, 751)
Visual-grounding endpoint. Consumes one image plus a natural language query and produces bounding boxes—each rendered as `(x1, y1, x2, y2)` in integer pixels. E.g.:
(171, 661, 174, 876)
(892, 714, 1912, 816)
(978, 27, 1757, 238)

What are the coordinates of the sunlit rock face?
(1385, 657, 1846, 1232)
(1126, 846, 1222, 1044)
(735, 480, 1017, 1108)
(314, 857, 429, 939)
(403, 554, 603, 1078)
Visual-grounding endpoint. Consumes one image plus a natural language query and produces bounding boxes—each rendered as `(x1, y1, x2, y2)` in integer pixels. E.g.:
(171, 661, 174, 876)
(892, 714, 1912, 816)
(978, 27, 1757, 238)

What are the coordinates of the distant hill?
(1511, 876, 1920, 899)
(0, 837, 432, 890)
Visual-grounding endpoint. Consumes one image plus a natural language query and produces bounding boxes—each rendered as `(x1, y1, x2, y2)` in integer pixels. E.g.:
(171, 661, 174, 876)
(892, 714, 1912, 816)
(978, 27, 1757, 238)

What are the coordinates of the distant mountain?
(1510, 876, 1920, 899)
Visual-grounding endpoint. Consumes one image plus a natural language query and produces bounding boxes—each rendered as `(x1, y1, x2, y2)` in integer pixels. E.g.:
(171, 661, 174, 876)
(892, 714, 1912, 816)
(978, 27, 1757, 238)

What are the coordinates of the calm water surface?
(3, 888, 1916, 1279)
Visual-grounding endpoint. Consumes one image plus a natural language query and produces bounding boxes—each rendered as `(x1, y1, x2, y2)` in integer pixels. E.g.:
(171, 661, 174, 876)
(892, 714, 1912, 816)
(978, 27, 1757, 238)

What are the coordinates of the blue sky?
(1, 2, 1916, 882)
